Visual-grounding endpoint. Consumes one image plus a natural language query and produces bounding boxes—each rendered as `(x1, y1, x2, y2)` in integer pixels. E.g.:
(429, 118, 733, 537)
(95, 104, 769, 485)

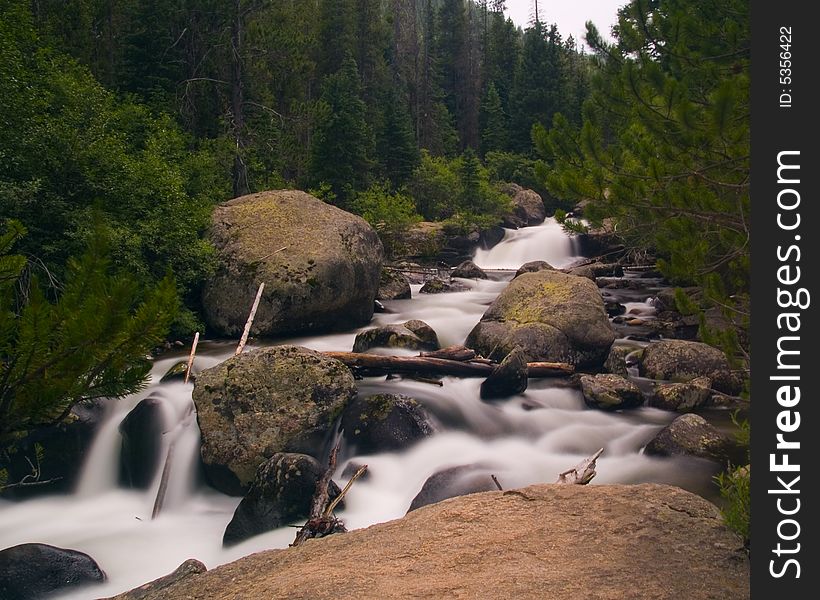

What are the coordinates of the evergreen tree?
(459, 147, 482, 211)
(377, 88, 421, 188)
(436, 0, 471, 148)
(310, 54, 375, 208)
(480, 82, 508, 155)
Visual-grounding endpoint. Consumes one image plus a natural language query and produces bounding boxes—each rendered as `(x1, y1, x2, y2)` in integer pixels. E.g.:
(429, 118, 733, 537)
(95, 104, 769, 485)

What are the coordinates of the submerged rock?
(419, 277, 465, 294)
(451, 260, 487, 279)
(465, 270, 616, 368)
(377, 269, 411, 300)
(580, 374, 644, 411)
(480, 346, 529, 400)
(193, 345, 356, 495)
(352, 320, 439, 353)
(640, 340, 741, 394)
(119, 395, 167, 489)
(116, 484, 749, 600)
(202, 190, 383, 337)
(0, 543, 106, 600)
(223, 453, 342, 547)
(340, 394, 435, 454)
(407, 465, 496, 512)
(513, 260, 553, 279)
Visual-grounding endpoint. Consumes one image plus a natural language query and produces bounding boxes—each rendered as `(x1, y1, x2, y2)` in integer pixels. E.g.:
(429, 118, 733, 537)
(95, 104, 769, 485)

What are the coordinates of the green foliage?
(377, 88, 421, 188)
(480, 83, 509, 155)
(715, 415, 750, 544)
(0, 221, 177, 439)
(539, 0, 750, 361)
(407, 151, 460, 220)
(354, 182, 421, 255)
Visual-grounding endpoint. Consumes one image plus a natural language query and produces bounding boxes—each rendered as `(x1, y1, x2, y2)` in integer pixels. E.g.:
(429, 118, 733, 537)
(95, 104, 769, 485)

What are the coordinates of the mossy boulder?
(377, 269, 411, 300)
(340, 394, 435, 454)
(202, 190, 383, 337)
(639, 340, 741, 394)
(223, 453, 342, 547)
(465, 270, 616, 368)
(353, 320, 439, 353)
(192, 345, 356, 495)
(649, 377, 713, 412)
(580, 374, 644, 411)
(644, 414, 733, 463)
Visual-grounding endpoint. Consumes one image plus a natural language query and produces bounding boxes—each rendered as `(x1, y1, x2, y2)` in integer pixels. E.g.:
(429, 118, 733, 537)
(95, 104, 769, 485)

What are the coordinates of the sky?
(503, 0, 626, 47)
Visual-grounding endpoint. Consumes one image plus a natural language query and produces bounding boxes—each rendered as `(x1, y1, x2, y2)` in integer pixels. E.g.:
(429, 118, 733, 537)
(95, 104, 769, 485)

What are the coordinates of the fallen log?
(555, 448, 604, 485)
(419, 345, 477, 362)
(322, 351, 574, 378)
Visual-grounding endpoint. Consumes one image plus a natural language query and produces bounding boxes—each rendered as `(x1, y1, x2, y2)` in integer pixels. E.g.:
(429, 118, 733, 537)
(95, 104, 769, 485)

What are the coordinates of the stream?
(0, 219, 723, 599)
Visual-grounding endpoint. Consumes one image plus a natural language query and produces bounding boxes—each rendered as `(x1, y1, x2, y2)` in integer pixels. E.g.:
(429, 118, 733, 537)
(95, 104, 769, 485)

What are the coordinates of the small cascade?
(473, 218, 582, 270)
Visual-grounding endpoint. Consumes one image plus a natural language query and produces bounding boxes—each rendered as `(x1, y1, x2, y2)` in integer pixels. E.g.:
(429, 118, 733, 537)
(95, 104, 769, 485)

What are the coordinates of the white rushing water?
(0, 221, 718, 599)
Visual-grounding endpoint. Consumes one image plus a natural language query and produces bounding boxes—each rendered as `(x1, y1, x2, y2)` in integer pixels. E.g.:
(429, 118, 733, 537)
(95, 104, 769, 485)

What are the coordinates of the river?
(0, 219, 722, 599)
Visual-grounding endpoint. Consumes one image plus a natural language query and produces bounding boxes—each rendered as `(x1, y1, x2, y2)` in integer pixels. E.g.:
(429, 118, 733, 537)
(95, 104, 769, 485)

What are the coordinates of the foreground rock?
(0, 543, 106, 599)
(114, 484, 748, 600)
(451, 260, 487, 279)
(202, 190, 383, 337)
(466, 270, 616, 368)
(407, 465, 496, 511)
(193, 346, 356, 495)
(352, 320, 439, 353)
(340, 394, 435, 454)
(644, 414, 733, 462)
(480, 346, 528, 400)
(107, 559, 206, 600)
(223, 453, 342, 546)
(377, 269, 411, 300)
(640, 340, 741, 394)
(580, 374, 644, 410)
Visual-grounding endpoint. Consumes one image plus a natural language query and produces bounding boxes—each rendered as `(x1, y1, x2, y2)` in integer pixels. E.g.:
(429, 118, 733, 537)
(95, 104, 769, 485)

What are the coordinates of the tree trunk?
(231, 0, 249, 197)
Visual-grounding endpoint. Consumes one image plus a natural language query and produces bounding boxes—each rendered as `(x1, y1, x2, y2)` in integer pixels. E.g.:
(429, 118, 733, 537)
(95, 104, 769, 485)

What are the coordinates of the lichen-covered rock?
(223, 453, 342, 547)
(0, 543, 106, 599)
(513, 260, 553, 279)
(407, 465, 496, 512)
(202, 190, 383, 337)
(352, 320, 440, 353)
(119, 395, 167, 489)
(649, 377, 713, 412)
(640, 340, 741, 394)
(465, 270, 616, 368)
(452, 260, 487, 279)
(340, 394, 435, 454)
(377, 269, 411, 300)
(192, 345, 356, 495)
(644, 413, 732, 462)
(603, 345, 639, 377)
(480, 346, 528, 400)
(580, 374, 644, 410)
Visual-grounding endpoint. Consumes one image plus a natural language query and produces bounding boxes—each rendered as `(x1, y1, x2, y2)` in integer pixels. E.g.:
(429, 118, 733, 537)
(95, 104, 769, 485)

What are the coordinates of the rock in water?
(513, 260, 553, 279)
(202, 190, 383, 337)
(644, 413, 732, 462)
(377, 269, 411, 300)
(223, 453, 342, 547)
(466, 270, 616, 369)
(119, 395, 167, 489)
(639, 340, 741, 394)
(451, 260, 487, 279)
(352, 320, 440, 353)
(340, 394, 435, 454)
(580, 374, 644, 410)
(193, 345, 356, 495)
(113, 484, 749, 600)
(649, 377, 713, 412)
(407, 465, 496, 511)
(510, 188, 547, 225)
(0, 543, 106, 600)
(480, 346, 528, 400)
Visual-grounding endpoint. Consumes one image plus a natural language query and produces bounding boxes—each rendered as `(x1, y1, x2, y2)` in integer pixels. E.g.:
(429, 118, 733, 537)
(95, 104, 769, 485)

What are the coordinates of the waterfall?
(473, 218, 582, 270)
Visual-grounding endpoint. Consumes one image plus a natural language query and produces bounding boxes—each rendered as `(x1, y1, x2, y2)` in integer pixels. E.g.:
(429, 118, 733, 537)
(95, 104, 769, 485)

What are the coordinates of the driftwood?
(419, 344, 477, 362)
(184, 332, 199, 385)
(235, 282, 265, 355)
(555, 448, 604, 485)
(322, 352, 574, 378)
(291, 444, 368, 547)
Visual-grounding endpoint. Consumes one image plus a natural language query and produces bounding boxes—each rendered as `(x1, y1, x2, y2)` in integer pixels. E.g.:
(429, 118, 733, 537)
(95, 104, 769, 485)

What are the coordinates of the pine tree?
(310, 54, 375, 208)
(480, 82, 508, 155)
(377, 88, 421, 188)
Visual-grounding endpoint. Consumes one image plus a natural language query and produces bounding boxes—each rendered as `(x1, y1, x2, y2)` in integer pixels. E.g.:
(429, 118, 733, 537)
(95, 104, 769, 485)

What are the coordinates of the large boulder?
(119, 394, 167, 489)
(579, 374, 644, 410)
(644, 414, 733, 462)
(340, 394, 435, 454)
(640, 340, 741, 394)
(407, 465, 496, 512)
(192, 345, 356, 495)
(0, 543, 106, 600)
(352, 320, 439, 353)
(114, 484, 749, 600)
(511, 189, 546, 225)
(202, 190, 383, 337)
(223, 453, 342, 547)
(377, 269, 411, 300)
(465, 270, 616, 368)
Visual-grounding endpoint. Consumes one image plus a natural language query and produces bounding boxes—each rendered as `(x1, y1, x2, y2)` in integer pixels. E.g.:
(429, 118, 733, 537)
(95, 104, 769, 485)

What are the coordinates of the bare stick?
(184, 332, 199, 384)
(309, 442, 340, 519)
(324, 464, 368, 517)
(491, 474, 503, 491)
(555, 448, 604, 485)
(151, 439, 177, 519)
(236, 282, 265, 355)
